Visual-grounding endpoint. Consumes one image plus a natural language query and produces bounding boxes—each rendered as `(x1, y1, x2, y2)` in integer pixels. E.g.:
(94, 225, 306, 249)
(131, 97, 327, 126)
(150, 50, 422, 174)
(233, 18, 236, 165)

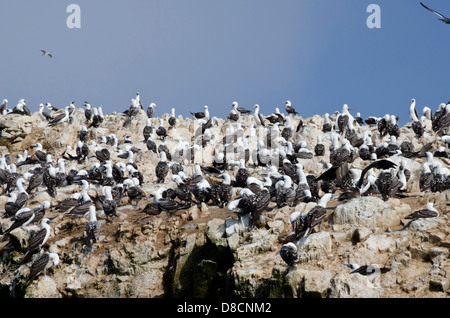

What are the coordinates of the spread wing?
(421, 2, 449, 20)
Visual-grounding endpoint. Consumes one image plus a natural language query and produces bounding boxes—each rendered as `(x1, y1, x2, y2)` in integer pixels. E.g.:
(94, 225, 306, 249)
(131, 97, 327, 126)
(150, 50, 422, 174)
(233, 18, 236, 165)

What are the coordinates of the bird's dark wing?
(421, 2, 449, 20)
(356, 160, 397, 188)
(27, 253, 50, 284)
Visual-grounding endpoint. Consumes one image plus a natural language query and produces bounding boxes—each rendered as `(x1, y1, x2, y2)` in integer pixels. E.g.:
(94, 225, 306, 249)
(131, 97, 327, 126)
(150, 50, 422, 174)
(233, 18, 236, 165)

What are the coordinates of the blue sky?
(1, 0, 450, 125)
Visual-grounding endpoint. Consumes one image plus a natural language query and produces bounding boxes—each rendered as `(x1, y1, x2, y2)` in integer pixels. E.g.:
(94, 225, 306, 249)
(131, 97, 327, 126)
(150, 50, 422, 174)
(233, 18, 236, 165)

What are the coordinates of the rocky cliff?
(0, 106, 449, 298)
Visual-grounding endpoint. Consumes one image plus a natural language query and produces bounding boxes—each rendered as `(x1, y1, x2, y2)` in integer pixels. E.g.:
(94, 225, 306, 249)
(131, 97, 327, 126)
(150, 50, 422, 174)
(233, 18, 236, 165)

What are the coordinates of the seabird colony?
(0, 95, 449, 288)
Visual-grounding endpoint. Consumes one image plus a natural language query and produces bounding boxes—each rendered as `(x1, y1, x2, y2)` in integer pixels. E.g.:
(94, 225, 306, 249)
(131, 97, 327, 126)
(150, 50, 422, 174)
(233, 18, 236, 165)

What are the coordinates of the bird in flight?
(41, 50, 52, 58)
(420, 2, 450, 24)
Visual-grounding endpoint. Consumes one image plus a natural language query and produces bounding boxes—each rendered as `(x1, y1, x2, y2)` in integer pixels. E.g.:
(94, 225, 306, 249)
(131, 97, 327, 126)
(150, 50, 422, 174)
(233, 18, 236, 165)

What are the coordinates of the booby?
(170, 174, 193, 205)
(149, 187, 190, 213)
(11, 177, 29, 215)
(232, 101, 251, 115)
(139, 119, 152, 143)
(83, 102, 93, 122)
(88, 108, 101, 128)
(38, 103, 53, 121)
(434, 146, 448, 158)
(227, 109, 239, 122)
(276, 175, 296, 208)
(419, 163, 434, 192)
(190, 105, 209, 119)
(432, 104, 450, 134)
(156, 118, 167, 140)
(365, 116, 379, 126)
(234, 159, 249, 188)
(387, 115, 400, 138)
(322, 113, 332, 132)
(314, 135, 325, 156)
(265, 108, 285, 125)
(217, 173, 233, 208)
(409, 99, 424, 137)
(155, 151, 169, 183)
(20, 218, 54, 264)
(374, 167, 404, 201)
(405, 202, 440, 223)
(420, 2, 450, 24)
(280, 242, 299, 267)
(85, 205, 101, 246)
(253, 104, 265, 126)
(3, 208, 35, 236)
(284, 101, 298, 116)
(79, 126, 89, 143)
(0, 99, 8, 115)
(41, 50, 52, 58)
(26, 252, 59, 286)
(102, 186, 117, 222)
(281, 116, 294, 141)
(303, 193, 333, 237)
(31, 143, 48, 163)
(123, 178, 143, 206)
(343, 263, 391, 276)
(143, 103, 154, 118)
(168, 108, 177, 128)
(48, 106, 70, 126)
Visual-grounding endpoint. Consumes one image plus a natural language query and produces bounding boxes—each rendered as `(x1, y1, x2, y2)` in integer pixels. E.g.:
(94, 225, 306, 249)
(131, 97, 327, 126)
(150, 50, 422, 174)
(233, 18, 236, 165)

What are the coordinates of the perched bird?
(343, 263, 391, 276)
(190, 105, 209, 119)
(402, 202, 440, 230)
(232, 101, 251, 115)
(155, 151, 169, 183)
(156, 118, 167, 140)
(280, 242, 299, 267)
(101, 186, 117, 222)
(26, 252, 59, 285)
(284, 101, 298, 116)
(85, 205, 101, 246)
(20, 218, 54, 264)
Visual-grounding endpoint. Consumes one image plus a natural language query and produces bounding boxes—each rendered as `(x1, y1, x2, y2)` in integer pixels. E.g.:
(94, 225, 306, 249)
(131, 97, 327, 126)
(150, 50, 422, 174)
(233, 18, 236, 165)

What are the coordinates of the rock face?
(0, 106, 449, 299)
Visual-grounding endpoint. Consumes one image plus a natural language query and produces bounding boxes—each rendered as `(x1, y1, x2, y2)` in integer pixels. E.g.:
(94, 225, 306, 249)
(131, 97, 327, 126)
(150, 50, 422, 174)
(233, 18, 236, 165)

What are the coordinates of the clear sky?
(1, 0, 450, 125)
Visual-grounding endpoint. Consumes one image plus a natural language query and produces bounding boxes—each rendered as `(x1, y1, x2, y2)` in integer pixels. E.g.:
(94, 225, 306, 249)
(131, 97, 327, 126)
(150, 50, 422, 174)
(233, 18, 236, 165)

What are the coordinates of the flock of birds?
(0, 92, 449, 288)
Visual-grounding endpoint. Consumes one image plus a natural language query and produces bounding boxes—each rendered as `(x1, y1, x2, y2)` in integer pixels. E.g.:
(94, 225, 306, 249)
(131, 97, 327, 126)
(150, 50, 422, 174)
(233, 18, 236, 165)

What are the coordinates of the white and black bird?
(102, 186, 117, 222)
(168, 108, 177, 128)
(83, 102, 93, 122)
(0, 99, 8, 115)
(284, 100, 298, 116)
(280, 242, 299, 267)
(155, 151, 169, 183)
(143, 118, 153, 141)
(85, 205, 101, 246)
(48, 106, 70, 126)
(403, 202, 440, 229)
(20, 218, 54, 264)
(303, 193, 333, 237)
(343, 263, 391, 276)
(38, 103, 53, 121)
(147, 102, 156, 118)
(190, 105, 209, 119)
(420, 2, 450, 24)
(232, 101, 251, 115)
(156, 118, 167, 140)
(26, 252, 59, 286)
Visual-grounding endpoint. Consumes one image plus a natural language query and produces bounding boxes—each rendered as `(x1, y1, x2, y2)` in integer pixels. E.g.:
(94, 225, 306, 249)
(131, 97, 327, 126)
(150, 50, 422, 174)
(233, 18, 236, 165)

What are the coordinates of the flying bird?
(41, 50, 52, 58)
(420, 2, 450, 24)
